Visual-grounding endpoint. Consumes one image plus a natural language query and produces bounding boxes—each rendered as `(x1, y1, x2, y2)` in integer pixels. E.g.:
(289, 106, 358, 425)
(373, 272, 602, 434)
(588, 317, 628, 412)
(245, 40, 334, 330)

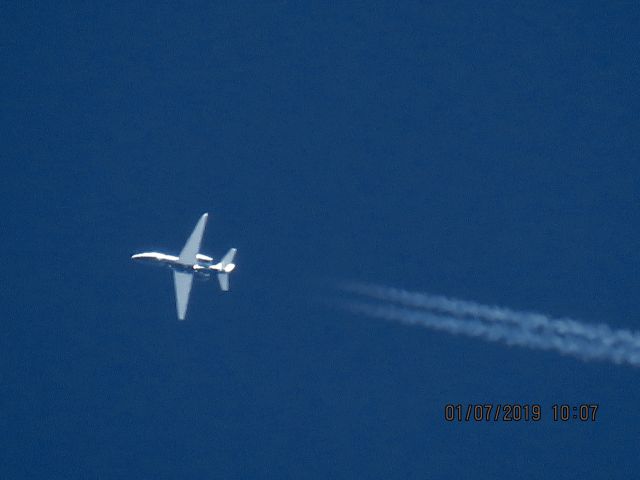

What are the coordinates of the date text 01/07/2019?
(444, 404, 599, 422)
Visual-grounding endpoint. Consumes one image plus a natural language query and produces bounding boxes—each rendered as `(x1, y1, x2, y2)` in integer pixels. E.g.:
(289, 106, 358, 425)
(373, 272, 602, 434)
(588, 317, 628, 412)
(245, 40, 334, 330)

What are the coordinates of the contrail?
(340, 282, 638, 342)
(338, 282, 640, 367)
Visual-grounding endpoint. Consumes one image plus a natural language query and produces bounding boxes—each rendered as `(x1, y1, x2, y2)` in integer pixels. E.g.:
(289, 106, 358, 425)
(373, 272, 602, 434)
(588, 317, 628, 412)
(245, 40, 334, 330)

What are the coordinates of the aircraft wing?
(173, 271, 193, 320)
(178, 213, 208, 264)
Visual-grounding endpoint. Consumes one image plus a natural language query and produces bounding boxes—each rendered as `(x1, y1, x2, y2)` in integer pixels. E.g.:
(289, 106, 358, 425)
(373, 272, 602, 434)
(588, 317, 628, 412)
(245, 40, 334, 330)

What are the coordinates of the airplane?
(131, 213, 236, 320)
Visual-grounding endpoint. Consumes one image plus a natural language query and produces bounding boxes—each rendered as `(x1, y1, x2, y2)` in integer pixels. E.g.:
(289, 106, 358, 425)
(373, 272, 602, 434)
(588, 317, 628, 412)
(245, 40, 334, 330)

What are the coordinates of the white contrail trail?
(340, 282, 639, 343)
(338, 283, 640, 368)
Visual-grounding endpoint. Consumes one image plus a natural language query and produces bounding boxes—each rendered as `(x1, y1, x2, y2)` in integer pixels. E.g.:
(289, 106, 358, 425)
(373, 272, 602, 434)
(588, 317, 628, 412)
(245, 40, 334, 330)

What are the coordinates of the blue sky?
(3, 2, 639, 478)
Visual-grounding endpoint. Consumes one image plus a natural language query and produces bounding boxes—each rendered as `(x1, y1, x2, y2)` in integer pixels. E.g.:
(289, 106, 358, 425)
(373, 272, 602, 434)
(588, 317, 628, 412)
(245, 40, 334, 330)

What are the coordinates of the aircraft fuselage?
(131, 252, 234, 279)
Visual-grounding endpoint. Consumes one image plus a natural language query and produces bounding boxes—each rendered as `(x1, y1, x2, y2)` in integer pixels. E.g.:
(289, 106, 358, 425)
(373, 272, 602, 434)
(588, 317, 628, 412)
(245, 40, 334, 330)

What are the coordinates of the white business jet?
(132, 213, 236, 320)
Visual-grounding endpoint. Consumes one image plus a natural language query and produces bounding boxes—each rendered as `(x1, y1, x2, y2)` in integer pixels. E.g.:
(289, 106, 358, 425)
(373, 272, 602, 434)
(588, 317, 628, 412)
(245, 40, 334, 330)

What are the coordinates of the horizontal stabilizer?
(220, 248, 237, 268)
(217, 273, 229, 291)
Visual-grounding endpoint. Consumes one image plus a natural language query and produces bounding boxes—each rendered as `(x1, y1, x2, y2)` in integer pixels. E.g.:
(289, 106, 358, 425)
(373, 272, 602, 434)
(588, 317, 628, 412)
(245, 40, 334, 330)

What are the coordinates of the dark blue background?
(3, 2, 639, 478)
